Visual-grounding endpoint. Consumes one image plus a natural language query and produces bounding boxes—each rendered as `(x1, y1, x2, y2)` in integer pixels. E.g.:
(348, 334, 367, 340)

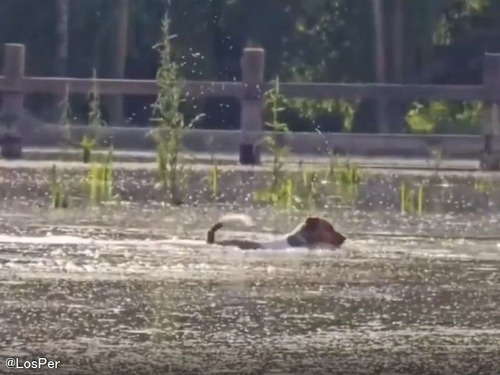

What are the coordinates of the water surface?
(0, 204, 499, 374)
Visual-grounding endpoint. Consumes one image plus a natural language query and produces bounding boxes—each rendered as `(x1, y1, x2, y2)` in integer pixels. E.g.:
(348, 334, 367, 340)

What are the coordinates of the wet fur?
(207, 214, 346, 250)
(206, 214, 262, 249)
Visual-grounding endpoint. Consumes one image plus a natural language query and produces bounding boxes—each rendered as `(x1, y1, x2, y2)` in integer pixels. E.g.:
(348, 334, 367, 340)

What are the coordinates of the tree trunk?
(392, 0, 404, 83)
(372, 0, 387, 133)
(353, 0, 408, 134)
(54, 0, 69, 122)
(352, 0, 387, 133)
(385, 0, 410, 133)
(107, 0, 129, 125)
(56, 0, 68, 77)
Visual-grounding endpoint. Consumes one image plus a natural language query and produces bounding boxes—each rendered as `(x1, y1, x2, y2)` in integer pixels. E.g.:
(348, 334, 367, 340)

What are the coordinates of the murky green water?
(0, 166, 499, 374)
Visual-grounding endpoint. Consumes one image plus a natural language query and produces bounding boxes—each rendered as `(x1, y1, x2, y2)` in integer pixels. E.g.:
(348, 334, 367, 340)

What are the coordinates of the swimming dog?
(206, 214, 346, 250)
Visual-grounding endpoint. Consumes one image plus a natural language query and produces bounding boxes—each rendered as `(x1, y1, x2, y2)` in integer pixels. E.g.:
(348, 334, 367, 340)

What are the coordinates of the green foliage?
(272, 97, 357, 133)
(255, 178, 298, 211)
(465, 0, 490, 13)
(87, 148, 114, 205)
(0, 0, 495, 131)
(255, 78, 338, 210)
(406, 101, 484, 134)
(151, 13, 189, 205)
(265, 78, 290, 191)
(297, 99, 356, 132)
(326, 153, 363, 205)
(88, 69, 106, 142)
(81, 135, 96, 164)
(400, 182, 424, 215)
(207, 157, 220, 201)
(255, 78, 296, 209)
(81, 70, 106, 163)
(276, 1, 375, 83)
(265, 78, 289, 133)
(298, 169, 320, 209)
(474, 179, 494, 193)
(205, 136, 220, 201)
(49, 165, 69, 209)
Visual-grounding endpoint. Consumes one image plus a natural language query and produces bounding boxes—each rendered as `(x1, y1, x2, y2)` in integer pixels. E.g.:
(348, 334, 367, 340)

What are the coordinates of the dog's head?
(297, 217, 346, 248)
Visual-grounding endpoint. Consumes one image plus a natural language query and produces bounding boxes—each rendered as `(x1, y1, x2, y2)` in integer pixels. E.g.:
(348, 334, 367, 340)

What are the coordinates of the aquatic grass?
(337, 183, 360, 206)
(49, 164, 69, 209)
(326, 153, 363, 205)
(255, 151, 364, 210)
(87, 147, 114, 205)
(81, 135, 96, 164)
(473, 179, 494, 193)
(207, 156, 220, 201)
(150, 13, 189, 205)
(326, 149, 339, 180)
(59, 83, 72, 147)
(273, 178, 297, 211)
(205, 136, 221, 201)
(254, 175, 298, 211)
(401, 181, 424, 215)
(334, 161, 363, 205)
(255, 77, 299, 208)
(88, 68, 106, 143)
(298, 168, 319, 209)
(326, 152, 362, 187)
(155, 142, 169, 196)
(339, 162, 362, 186)
(256, 168, 322, 211)
(81, 69, 106, 163)
(265, 77, 290, 191)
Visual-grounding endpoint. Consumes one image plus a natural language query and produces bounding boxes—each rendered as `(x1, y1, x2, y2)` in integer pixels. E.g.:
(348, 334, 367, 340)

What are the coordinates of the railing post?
(481, 53, 500, 170)
(239, 47, 265, 165)
(1, 43, 25, 159)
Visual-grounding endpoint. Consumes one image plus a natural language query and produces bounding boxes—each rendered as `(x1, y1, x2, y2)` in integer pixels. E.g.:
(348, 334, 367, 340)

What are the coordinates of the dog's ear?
(333, 231, 347, 247)
(305, 217, 320, 229)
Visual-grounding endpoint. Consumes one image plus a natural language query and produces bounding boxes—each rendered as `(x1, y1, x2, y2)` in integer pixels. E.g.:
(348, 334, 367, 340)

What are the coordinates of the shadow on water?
(0, 166, 499, 374)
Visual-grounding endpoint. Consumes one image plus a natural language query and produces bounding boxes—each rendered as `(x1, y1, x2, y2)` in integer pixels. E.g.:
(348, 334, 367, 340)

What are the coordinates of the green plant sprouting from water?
(265, 178, 296, 210)
(255, 77, 298, 209)
(49, 164, 69, 209)
(474, 179, 494, 193)
(400, 181, 424, 215)
(205, 136, 221, 200)
(208, 157, 220, 201)
(87, 148, 114, 205)
(326, 151, 363, 205)
(81, 135, 96, 164)
(59, 84, 73, 147)
(429, 147, 443, 170)
(89, 69, 106, 141)
(299, 169, 319, 208)
(81, 69, 106, 163)
(266, 77, 290, 189)
(338, 161, 362, 187)
(151, 13, 188, 205)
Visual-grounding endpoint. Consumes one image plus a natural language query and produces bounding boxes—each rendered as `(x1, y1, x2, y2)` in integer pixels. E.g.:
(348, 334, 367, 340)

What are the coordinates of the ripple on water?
(0, 209, 500, 373)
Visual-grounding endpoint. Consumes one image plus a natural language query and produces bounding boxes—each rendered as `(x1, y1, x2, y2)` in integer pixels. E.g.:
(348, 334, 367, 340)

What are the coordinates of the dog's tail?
(207, 214, 255, 244)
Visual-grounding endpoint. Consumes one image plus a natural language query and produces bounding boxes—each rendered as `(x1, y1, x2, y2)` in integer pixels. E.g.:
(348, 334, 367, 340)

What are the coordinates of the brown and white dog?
(206, 214, 346, 250)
